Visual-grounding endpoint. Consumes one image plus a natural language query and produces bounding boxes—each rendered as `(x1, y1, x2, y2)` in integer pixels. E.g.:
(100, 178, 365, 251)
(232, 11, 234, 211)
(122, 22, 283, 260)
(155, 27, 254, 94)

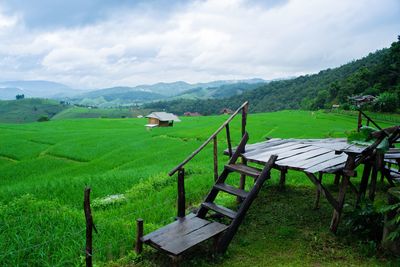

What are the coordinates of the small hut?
(220, 108, 234, 115)
(184, 112, 201, 116)
(145, 112, 181, 128)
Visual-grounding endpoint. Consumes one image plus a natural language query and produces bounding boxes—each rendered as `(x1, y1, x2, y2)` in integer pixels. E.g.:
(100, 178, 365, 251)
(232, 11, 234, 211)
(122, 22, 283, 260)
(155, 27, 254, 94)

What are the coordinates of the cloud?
(0, 0, 399, 89)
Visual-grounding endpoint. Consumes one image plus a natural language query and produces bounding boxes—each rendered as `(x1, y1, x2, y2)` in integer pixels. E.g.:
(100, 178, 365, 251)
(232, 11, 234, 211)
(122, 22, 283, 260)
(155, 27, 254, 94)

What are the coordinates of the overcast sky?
(0, 0, 399, 89)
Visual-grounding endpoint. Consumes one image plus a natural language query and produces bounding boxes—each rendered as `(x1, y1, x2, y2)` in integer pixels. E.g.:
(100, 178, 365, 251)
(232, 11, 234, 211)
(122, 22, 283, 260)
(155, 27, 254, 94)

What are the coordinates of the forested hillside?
(146, 37, 400, 115)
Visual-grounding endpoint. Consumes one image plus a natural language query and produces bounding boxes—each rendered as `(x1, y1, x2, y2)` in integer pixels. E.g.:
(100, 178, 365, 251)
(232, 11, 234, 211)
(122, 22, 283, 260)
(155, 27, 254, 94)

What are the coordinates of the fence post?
(242, 103, 248, 137)
(357, 109, 362, 132)
(225, 124, 232, 157)
(213, 136, 218, 181)
(177, 168, 186, 218)
(84, 187, 93, 267)
(135, 219, 143, 254)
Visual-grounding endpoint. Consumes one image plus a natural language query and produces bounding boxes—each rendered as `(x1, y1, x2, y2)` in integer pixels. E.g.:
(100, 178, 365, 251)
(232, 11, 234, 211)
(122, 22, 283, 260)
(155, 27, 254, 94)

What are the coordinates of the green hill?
(0, 98, 67, 123)
(146, 38, 400, 115)
(51, 106, 150, 120)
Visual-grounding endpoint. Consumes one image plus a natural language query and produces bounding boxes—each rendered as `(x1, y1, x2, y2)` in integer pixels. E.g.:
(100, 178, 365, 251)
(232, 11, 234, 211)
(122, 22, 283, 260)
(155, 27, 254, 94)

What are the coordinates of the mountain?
(0, 80, 78, 99)
(145, 38, 400, 115)
(69, 79, 268, 107)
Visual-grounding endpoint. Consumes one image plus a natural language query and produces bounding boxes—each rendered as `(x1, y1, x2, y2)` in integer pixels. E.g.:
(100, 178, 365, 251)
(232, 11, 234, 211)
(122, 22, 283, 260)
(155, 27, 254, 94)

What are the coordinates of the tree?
(373, 92, 398, 112)
(16, 94, 24, 100)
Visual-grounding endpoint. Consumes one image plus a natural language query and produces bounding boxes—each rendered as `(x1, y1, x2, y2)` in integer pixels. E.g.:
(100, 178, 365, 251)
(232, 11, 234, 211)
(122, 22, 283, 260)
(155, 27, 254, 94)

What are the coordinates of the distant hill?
(0, 80, 79, 99)
(145, 38, 400, 115)
(0, 98, 67, 123)
(69, 79, 267, 107)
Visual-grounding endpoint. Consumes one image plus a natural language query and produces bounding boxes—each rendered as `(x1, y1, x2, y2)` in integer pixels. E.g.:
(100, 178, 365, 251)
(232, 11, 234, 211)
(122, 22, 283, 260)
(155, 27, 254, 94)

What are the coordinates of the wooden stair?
(141, 132, 278, 257)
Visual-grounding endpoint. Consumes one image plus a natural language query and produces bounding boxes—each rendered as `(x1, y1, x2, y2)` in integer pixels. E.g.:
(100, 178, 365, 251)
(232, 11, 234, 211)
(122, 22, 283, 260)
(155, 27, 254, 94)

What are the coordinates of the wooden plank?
(242, 140, 298, 157)
(214, 183, 249, 199)
(201, 202, 237, 219)
(276, 148, 331, 166)
(160, 222, 228, 255)
(245, 143, 308, 162)
(142, 214, 200, 242)
(225, 163, 262, 178)
(297, 152, 344, 169)
(304, 154, 348, 173)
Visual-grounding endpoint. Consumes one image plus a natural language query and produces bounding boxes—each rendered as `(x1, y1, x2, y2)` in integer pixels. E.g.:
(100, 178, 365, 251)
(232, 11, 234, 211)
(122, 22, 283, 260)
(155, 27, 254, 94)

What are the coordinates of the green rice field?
(0, 110, 399, 266)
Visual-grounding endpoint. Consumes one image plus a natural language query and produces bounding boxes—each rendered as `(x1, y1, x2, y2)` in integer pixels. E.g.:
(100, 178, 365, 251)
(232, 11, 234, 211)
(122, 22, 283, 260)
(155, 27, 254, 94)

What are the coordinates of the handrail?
(168, 101, 249, 176)
(357, 109, 383, 131)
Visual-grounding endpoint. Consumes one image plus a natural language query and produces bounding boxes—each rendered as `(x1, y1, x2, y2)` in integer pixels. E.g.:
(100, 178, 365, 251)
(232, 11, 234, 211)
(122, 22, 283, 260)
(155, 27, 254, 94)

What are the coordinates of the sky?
(0, 0, 399, 89)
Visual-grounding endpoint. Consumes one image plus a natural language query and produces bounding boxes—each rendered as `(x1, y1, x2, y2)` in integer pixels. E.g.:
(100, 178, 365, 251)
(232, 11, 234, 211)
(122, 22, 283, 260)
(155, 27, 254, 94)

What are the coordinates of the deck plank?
(304, 154, 348, 173)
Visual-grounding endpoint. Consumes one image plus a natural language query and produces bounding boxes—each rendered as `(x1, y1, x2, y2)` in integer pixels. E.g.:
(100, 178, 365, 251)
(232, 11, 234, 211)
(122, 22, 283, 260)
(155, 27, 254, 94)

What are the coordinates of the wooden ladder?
(196, 132, 277, 253)
(140, 132, 277, 258)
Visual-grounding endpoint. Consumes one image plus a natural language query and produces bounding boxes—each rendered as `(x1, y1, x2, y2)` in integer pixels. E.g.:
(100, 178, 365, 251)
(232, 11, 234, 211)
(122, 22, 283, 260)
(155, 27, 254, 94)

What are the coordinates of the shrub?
(37, 116, 49, 122)
(373, 92, 398, 112)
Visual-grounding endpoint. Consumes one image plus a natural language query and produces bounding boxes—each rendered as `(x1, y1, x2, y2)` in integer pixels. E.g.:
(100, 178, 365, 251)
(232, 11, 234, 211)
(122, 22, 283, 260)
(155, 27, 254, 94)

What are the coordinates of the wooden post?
(279, 168, 287, 191)
(135, 219, 143, 254)
(357, 110, 362, 132)
(333, 173, 340, 186)
(225, 124, 232, 157)
(213, 136, 218, 181)
(314, 172, 323, 209)
(177, 168, 186, 218)
(242, 103, 248, 137)
(356, 163, 372, 206)
(84, 187, 93, 267)
(237, 157, 247, 203)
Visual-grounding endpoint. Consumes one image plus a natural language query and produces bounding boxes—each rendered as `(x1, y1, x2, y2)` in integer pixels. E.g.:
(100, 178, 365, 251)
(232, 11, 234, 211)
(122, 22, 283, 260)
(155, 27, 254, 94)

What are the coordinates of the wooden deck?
(226, 138, 367, 174)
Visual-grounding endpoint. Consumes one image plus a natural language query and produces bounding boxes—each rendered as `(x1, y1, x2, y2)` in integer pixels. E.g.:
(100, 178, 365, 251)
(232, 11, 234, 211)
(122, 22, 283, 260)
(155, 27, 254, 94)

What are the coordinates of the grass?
(0, 110, 398, 266)
(52, 106, 151, 120)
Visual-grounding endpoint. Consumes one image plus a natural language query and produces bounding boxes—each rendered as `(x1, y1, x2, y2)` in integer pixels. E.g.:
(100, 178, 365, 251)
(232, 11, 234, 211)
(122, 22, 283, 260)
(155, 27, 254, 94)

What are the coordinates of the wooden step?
(142, 214, 228, 256)
(214, 183, 249, 199)
(225, 163, 262, 178)
(201, 202, 237, 219)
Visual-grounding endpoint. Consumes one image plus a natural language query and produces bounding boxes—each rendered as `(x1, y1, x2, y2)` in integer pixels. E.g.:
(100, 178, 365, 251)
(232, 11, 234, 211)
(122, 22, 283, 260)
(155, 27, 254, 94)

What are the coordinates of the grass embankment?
(0, 110, 398, 266)
(51, 106, 151, 120)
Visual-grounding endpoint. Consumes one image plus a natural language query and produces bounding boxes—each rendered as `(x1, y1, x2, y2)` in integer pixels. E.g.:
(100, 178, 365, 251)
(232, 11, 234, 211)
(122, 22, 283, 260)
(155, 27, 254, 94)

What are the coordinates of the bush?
(373, 92, 398, 112)
(37, 116, 49, 122)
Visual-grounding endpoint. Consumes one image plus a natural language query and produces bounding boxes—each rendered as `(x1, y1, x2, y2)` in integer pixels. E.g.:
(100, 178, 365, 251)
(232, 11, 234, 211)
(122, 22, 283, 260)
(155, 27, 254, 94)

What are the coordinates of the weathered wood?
(214, 183, 249, 199)
(305, 172, 339, 211)
(225, 124, 232, 157)
(201, 202, 237, 219)
(358, 109, 383, 130)
(135, 219, 143, 254)
(177, 168, 185, 218)
(369, 158, 379, 201)
(276, 147, 331, 166)
(238, 157, 247, 203)
(241, 102, 248, 137)
(225, 163, 262, 178)
(334, 173, 340, 185)
(84, 187, 93, 267)
(217, 155, 277, 254)
(314, 172, 323, 209)
(357, 110, 362, 131)
(169, 101, 248, 176)
(356, 163, 372, 205)
(304, 155, 348, 174)
(279, 167, 287, 191)
(213, 136, 218, 181)
(143, 214, 228, 256)
(330, 154, 355, 233)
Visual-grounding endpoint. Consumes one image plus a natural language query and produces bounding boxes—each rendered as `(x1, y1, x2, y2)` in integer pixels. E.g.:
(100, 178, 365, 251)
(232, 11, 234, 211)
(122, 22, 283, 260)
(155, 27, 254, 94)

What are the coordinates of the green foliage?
(37, 115, 49, 122)
(343, 200, 384, 242)
(373, 92, 398, 112)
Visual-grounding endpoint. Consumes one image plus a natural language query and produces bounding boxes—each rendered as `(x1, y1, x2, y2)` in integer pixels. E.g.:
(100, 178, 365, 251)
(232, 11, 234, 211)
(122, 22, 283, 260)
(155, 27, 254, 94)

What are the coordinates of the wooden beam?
(84, 187, 93, 267)
(305, 172, 339, 211)
(177, 168, 186, 218)
(225, 124, 232, 157)
(135, 219, 143, 254)
(213, 136, 218, 181)
(169, 101, 249, 176)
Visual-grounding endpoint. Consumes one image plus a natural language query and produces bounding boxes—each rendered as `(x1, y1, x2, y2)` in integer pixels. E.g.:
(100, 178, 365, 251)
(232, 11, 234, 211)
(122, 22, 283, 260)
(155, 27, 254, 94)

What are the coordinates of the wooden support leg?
(356, 163, 371, 206)
(135, 219, 143, 254)
(314, 172, 323, 209)
(171, 255, 181, 267)
(369, 163, 378, 201)
(330, 175, 350, 233)
(279, 168, 287, 191)
(334, 173, 340, 186)
(237, 157, 247, 203)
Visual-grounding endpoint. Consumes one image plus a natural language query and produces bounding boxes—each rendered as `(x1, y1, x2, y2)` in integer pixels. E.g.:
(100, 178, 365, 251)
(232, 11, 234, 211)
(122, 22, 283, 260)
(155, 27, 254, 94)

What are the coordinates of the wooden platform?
(225, 138, 367, 174)
(141, 214, 228, 256)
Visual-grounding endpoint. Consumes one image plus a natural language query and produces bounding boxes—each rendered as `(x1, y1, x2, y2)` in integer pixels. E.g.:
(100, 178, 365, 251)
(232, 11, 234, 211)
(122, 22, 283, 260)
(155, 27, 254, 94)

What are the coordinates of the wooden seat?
(141, 214, 228, 256)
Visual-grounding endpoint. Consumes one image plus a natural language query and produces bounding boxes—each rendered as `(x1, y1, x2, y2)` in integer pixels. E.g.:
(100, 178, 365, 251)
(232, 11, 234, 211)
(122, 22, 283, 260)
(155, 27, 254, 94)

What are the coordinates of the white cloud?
(0, 0, 399, 89)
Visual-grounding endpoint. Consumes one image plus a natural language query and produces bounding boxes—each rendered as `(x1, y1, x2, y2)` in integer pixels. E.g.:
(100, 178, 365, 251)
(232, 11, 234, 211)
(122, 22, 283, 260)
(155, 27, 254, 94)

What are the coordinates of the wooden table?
(229, 138, 372, 232)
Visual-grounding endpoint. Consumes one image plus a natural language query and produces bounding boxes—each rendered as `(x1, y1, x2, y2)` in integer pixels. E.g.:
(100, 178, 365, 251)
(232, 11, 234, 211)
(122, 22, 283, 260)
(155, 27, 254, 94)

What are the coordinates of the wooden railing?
(357, 108, 383, 131)
(169, 101, 249, 218)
